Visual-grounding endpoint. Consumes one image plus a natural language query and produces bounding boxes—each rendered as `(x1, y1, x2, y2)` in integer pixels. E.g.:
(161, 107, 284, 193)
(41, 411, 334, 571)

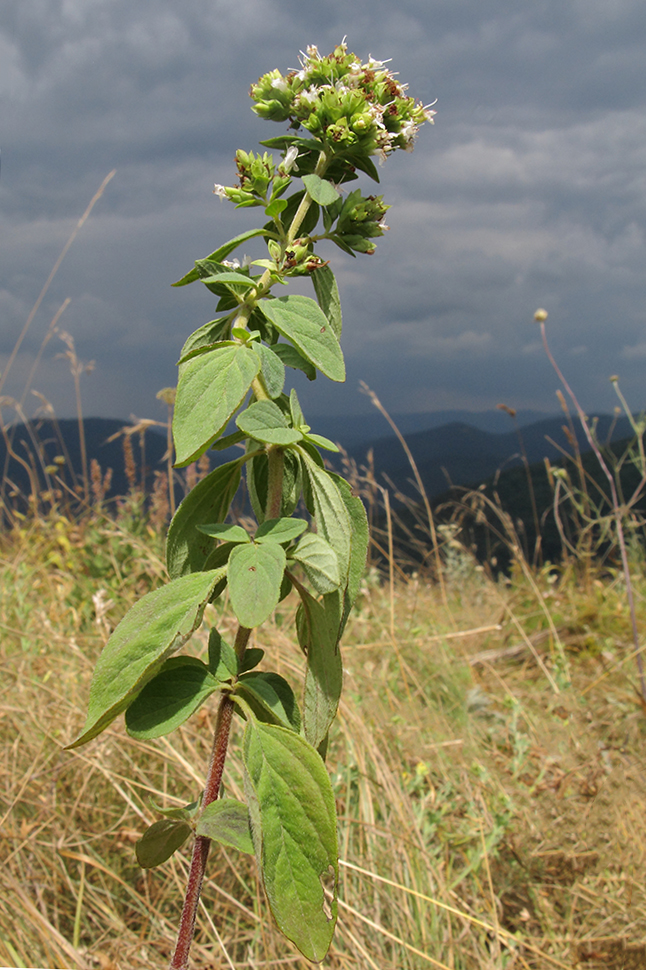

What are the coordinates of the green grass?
(2, 508, 646, 969)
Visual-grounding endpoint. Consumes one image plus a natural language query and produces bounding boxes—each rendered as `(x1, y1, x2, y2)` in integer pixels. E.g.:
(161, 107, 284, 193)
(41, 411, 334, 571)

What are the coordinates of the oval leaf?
(243, 720, 338, 962)
(253, 342, 286, 399)
(228, 541, 287, 628)
(292, 533, 341, 594)
(197, 522, 250, 543)
(136, 819, 192, 868)
(67, 570, 222, 748)
(125, 657, 222, 740)
(236, 671, 301, 731)
(302, 174, 341, 207)
(255, 517, 308, 544)
(259, 295, 345, 383)
(173, 344, 260, 466)
(196, 799, 254, 855)
(237, 400, 302, 446)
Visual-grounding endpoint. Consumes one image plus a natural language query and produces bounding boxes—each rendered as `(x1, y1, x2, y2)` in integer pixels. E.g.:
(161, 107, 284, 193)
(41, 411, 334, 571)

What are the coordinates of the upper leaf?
(243, 720, 338, 962)
(236, 400, 302, 447)
(311, 265, 342, 339)
(172, 228, 273, 286)
(291, 533, 341, 595)
(166, 459, 244, 579)
(67, 570, 223, 748)
(173, 344, 260, 466)
(253, 342, 286, 399)
(300, 450, 351, 586)
(255, 517, 308, 544)
(259, 295, 345, 383)
(228, 541, 287, 628)
(269, 343, 316, 381)
(302, 174, 341, 207)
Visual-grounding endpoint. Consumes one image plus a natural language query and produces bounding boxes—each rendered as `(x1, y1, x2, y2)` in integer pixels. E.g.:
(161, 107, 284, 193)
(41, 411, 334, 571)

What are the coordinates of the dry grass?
(2, 510, 646, 969)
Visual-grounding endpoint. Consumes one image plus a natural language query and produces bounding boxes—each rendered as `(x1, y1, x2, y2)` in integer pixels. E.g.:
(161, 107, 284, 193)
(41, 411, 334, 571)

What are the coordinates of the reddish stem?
(169, 627, 251, 970)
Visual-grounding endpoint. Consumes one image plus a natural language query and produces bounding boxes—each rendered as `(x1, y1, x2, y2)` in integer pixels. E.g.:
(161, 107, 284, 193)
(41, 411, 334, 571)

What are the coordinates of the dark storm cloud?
(1, 0, 646, 425)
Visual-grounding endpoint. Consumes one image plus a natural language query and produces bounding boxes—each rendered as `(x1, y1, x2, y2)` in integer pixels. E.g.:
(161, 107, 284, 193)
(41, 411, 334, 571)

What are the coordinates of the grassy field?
(2, 501, 646, 970)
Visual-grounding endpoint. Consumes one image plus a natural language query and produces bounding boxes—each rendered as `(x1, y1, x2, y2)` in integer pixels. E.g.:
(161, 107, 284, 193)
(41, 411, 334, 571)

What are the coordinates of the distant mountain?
(305, 408, 553, 446)
(334, 414, 634, 500)
(0, 411, 635, 517)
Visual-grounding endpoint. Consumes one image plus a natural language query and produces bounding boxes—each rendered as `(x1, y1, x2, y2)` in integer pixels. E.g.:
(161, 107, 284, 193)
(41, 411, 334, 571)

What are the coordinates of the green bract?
(72, 41, 432, 969)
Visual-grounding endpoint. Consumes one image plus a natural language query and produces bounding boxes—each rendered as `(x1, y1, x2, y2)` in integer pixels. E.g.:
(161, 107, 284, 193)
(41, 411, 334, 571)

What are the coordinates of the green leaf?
(125, 657, 222, 740)
(328, 472, 369, 630)
(166, 459, 244, 579)
(240, 647, 265, 673)
(210, 429, 246, 451)
(270, 343, 316, 381)
(196, 799, 254, 855)
(149, 799, 200, 822)
(179, 317, 231, 360)
(243, 721, 338, 962)
(208, 627, 238, 679)
(296, 588, 343, 748)
(228, 541, 287, 628)
(292, 533, 341, 595)
(199, 264, 261, 291)
(236, 400, 302, 446)
(67, 571, 223, 748)
(345, 152, 380, 183)
(253, 342, 286, 399)
(259, 296, 345, 383)
(311, 265, 342, 338)
(299, 451, 351, 586)
(265, 198, 288, 218)
(289, 388, 305, 429)
(304, 432, 340, 453)
(173, 344, 260, 466)
(255, 517, 308, 544)
(136, 820, 193, 868)
(302, 174, 341, 207)
(172, 228, 273, 286)
(236, 671, 301, 731)
(196, 522, 250, 543)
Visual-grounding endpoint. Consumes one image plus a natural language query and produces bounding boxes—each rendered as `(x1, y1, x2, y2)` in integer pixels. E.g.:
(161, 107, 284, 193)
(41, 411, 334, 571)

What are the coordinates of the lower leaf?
(243, 720, 338, 963)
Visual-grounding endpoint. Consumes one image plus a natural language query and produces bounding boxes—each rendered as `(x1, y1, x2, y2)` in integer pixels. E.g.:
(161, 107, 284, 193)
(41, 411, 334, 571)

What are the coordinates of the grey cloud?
(1, 0, 646, 425)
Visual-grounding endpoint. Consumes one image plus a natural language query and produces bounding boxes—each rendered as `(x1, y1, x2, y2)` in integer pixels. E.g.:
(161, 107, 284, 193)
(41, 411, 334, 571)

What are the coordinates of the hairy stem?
(170, 626, 252, 970)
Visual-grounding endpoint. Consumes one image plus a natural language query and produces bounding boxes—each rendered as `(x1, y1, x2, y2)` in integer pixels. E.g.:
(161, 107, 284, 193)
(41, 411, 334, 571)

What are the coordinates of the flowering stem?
(287, 151, 329, 244)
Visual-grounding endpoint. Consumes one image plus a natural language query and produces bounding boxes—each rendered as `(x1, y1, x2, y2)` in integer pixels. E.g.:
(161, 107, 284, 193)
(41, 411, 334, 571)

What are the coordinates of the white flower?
(213, 183, 227, 200)
(363, 55, 392, 71)
(282, 146, 300, 174)
(222, 258, 240, 269)
(270, 76, 288, 92)
(305, 44, 320, 59)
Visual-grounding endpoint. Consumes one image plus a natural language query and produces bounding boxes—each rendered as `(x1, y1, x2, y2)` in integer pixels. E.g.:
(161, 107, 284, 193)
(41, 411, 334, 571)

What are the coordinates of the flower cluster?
(324, 190, 390, 255)
(250, 40, 435, 160)
(213, 149, 291, 207)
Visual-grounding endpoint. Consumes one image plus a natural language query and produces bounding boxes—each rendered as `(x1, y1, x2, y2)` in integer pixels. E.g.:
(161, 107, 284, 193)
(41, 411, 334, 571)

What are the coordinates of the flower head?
(250, 40, 435, 162)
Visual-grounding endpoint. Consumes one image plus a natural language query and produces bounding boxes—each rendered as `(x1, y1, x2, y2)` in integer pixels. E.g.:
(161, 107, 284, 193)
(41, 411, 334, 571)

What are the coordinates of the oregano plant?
(68, 41, 434, 968)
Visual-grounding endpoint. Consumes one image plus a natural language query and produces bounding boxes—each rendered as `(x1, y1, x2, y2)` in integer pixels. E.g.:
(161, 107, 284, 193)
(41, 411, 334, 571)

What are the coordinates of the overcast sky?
(2, 0, 646, 426)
